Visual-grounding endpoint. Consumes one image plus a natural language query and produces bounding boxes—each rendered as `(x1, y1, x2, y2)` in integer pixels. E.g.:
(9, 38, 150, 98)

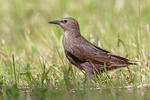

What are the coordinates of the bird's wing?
(69, 41, 130, 66)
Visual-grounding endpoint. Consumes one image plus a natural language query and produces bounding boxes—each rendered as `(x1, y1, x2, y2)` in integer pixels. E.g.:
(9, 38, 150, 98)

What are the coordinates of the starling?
(48, 17, 135, 77)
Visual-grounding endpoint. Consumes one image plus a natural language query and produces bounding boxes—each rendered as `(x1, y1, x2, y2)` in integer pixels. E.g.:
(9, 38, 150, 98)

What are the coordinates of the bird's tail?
(128, 60, 140, 66)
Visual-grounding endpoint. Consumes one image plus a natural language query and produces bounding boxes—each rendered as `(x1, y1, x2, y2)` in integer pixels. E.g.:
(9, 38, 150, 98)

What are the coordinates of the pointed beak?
(48, 20, 60, 25)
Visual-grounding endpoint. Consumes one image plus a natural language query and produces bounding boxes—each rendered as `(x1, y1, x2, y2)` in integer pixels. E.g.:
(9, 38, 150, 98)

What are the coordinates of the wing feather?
(68, 38, 130, 66)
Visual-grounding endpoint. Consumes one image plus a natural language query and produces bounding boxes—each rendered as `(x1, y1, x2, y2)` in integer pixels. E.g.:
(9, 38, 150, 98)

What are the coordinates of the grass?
(0, 0, 150, 99)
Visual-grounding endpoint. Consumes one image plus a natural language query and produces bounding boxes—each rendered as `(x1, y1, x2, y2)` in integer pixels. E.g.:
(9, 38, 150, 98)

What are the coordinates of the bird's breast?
(62, 31, 72, 50)
(62, 31, 80, 51)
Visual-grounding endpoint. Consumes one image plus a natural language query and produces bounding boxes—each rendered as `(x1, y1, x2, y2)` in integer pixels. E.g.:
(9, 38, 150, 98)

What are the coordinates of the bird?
(48, 17, 136, 77)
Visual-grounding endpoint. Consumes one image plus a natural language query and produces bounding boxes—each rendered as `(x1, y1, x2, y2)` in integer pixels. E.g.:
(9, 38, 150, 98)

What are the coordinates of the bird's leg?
(84, 71, 95, 88)
(86, 72, 94, 80)
(127, 66, 132, 79)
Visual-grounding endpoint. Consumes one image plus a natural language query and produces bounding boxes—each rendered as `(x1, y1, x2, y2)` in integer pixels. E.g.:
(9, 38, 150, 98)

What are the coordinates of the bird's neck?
(63, 29, 81, 48)
(64, 29, 81, 38)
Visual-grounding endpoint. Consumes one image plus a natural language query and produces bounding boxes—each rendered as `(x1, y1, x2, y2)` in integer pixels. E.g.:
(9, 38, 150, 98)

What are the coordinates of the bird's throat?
(62, 30, 80, 49)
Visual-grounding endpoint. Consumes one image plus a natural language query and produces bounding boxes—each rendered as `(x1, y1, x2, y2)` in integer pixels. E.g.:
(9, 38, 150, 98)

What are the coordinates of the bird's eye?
(64, 20, 67, 23)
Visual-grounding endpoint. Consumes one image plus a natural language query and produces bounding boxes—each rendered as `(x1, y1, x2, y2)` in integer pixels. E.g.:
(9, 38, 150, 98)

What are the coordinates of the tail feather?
(110, 54, 139, 66)
(128, 60, 140, 65)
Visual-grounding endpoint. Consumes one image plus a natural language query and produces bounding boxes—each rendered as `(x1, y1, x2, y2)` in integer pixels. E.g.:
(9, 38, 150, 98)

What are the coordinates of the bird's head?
(48, 17, 80, 31)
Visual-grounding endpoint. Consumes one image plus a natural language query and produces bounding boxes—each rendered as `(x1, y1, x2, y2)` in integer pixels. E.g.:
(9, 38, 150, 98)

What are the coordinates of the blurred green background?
(0, 0, 150, 100)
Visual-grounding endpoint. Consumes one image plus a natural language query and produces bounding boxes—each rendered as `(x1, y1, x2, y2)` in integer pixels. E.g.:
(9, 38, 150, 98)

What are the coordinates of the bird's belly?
(79, 62, 105, 74)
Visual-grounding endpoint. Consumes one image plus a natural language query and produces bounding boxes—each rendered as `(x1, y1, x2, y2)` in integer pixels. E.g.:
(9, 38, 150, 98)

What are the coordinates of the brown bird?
(48, 17, 135, 77)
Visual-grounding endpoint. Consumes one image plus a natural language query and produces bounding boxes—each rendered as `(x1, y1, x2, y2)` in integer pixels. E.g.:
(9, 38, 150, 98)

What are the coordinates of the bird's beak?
(48, 20, 60, 25)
